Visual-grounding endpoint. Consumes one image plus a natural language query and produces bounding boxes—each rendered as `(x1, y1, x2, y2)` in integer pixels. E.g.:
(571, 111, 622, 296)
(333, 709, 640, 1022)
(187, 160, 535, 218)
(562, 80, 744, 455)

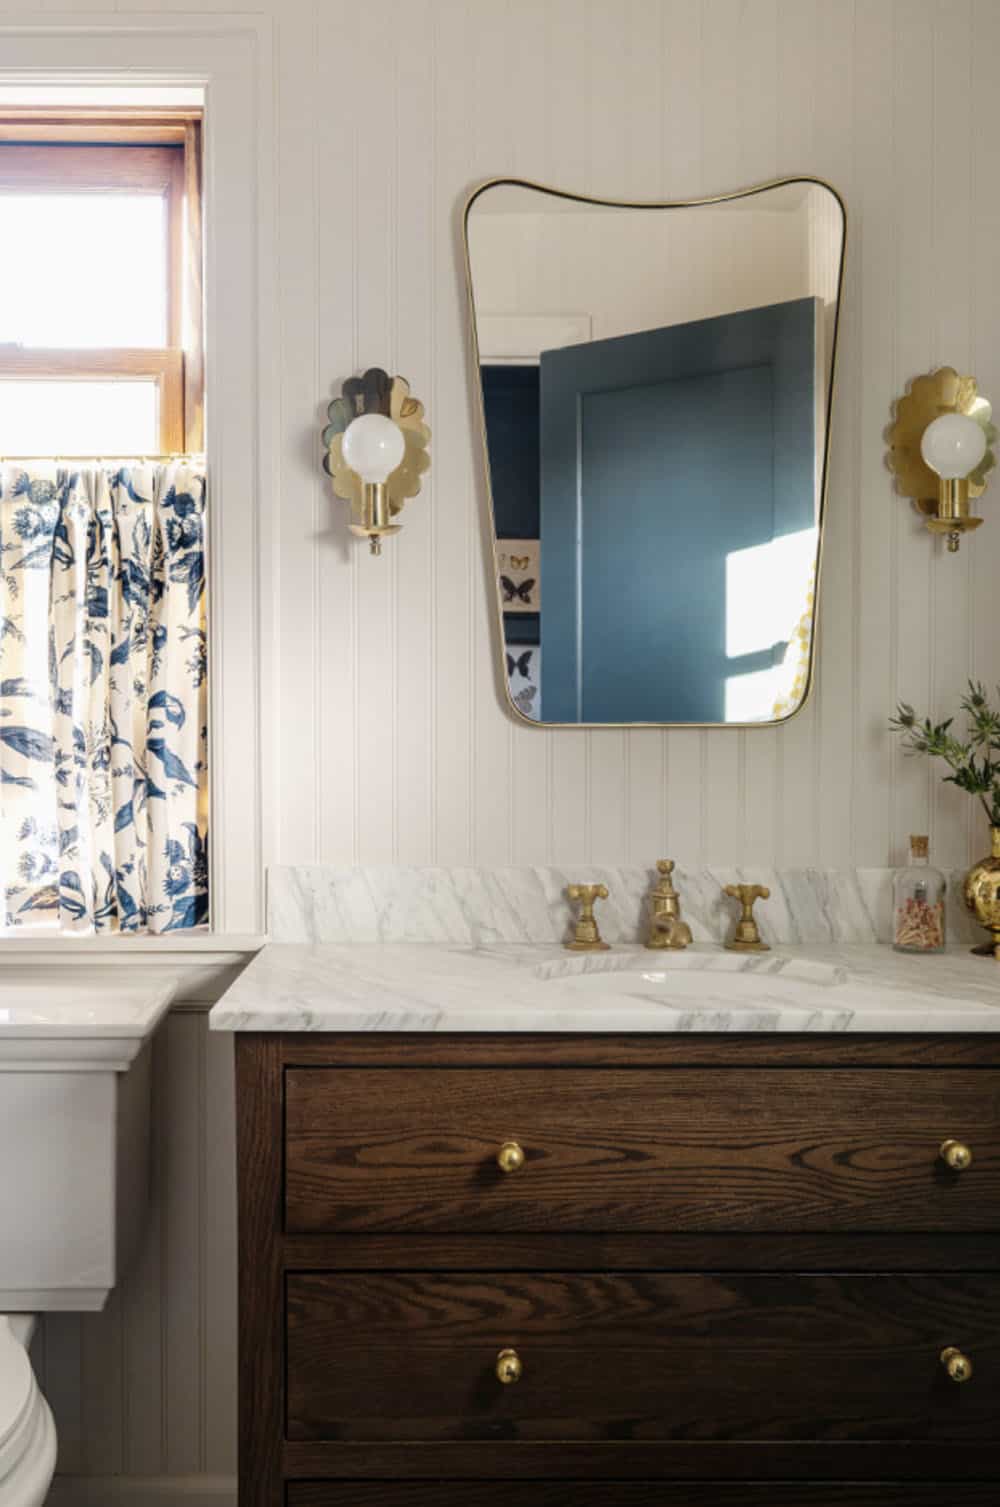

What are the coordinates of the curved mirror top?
(464, 177, 845, 727)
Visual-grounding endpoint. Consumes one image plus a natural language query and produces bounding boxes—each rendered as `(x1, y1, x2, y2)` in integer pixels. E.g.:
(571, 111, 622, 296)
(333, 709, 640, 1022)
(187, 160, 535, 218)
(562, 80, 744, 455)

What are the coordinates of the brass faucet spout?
(645, 860, 693, 950)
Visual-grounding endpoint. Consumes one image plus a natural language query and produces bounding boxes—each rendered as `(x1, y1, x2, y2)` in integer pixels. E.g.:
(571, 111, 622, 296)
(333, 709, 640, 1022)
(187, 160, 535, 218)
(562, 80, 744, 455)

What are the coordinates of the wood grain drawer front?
(285, 1271, 1000, 1444)
(283, 1067, 1000, 1233)
(287, 1485, 1000, 1506)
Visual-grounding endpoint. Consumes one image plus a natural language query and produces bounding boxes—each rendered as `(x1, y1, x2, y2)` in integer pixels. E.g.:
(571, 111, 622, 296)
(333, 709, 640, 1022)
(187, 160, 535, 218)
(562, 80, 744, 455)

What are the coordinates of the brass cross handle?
(723, 882, 771, 952)
(565, 883, 610, 952)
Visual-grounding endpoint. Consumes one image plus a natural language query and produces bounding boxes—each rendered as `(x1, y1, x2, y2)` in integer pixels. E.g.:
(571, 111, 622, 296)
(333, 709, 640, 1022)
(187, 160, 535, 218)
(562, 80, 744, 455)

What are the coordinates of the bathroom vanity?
(214, 874, 1000, 1507)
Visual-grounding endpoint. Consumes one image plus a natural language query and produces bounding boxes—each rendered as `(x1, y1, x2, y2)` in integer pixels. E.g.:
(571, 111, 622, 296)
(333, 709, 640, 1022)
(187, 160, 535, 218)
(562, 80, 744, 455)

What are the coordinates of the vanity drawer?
(286, 1270, 1000, 1444)
(283, 1066, 1000, 1233)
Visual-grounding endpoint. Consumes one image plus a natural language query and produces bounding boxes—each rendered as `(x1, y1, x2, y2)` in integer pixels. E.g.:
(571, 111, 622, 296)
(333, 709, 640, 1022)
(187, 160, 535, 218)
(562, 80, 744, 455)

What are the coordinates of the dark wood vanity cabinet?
(237, 1034, 1000, 1506)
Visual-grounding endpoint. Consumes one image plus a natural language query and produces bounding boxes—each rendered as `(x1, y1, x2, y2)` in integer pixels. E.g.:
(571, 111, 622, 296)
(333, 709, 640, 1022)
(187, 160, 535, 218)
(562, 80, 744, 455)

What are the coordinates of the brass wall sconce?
(322, 367, 430, 555)
(887, 367, 996, 552)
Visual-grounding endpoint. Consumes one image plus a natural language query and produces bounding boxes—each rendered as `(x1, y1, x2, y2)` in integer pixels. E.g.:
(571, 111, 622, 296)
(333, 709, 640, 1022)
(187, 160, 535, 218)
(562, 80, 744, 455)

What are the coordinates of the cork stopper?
(910, 834, 929, 858)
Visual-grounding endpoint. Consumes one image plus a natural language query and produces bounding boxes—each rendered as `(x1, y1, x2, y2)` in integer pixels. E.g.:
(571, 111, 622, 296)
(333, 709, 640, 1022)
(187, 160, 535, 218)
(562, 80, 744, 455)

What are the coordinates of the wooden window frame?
(0, 114, 203, 453)
(0, 349, 185, 451)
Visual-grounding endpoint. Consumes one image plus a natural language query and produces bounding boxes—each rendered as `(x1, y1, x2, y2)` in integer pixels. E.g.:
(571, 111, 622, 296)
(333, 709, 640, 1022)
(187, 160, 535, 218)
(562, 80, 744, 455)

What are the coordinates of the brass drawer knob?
(495, 1348, 522, 1384)
(941, 1346, 973, 1384)
(940, 1138, 973, 1172)
(496, 1140, 525, 1174)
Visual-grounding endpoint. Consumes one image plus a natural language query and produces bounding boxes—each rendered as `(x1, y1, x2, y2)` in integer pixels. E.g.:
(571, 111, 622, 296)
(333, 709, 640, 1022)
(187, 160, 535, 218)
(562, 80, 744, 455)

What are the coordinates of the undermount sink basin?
(539, 952, 843, 988)
(533, 949, 851, 1013)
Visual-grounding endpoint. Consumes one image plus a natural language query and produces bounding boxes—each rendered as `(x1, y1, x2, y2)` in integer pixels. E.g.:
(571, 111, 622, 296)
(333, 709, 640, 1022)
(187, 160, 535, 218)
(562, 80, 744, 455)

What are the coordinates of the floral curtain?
(0, 461, 208, 933)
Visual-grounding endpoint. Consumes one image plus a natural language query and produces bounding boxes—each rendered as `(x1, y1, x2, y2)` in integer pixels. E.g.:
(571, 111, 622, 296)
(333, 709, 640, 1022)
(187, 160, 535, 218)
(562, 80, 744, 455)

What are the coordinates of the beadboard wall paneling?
(34, 1013, 238, 1490)
(7, 3, 1000, 1505)
(287, 0, 1000, 877)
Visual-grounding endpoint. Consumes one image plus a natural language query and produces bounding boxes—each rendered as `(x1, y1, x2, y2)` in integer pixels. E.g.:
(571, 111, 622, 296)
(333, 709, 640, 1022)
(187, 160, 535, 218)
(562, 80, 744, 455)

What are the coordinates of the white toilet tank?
(0, 971, 170, 1312)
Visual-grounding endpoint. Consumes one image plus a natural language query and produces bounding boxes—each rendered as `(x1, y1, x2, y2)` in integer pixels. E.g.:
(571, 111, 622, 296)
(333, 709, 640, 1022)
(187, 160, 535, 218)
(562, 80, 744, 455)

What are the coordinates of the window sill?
(0, 932, 266, 954)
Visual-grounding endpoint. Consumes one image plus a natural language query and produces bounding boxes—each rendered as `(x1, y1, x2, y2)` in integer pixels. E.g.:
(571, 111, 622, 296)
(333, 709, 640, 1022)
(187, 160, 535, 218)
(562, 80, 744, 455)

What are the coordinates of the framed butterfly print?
(506, 645, 541, 721)
(496, 538, 539, 614)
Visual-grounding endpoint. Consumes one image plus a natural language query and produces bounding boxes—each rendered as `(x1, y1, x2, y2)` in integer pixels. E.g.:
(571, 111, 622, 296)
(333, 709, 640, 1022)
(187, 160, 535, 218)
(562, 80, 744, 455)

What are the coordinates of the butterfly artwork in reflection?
(513, 683, 538, 718)
(501, 575, 536, 606)
(506, 645, 541, 721)
(496, 538, 539, 614)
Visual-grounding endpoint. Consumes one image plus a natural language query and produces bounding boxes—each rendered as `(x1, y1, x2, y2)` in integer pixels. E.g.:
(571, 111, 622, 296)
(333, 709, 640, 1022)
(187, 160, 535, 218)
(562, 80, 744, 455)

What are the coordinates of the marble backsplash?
(267, 864, 986, 948)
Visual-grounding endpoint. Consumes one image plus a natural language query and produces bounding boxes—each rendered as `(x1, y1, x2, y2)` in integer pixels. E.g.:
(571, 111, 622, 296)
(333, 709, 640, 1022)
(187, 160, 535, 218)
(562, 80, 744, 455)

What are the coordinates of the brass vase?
(963, 827, 1000, 957)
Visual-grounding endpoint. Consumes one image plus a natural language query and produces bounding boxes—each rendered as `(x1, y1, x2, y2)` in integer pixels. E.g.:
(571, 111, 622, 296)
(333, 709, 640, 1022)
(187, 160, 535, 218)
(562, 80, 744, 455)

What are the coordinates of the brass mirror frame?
(462, 174, 848, 731)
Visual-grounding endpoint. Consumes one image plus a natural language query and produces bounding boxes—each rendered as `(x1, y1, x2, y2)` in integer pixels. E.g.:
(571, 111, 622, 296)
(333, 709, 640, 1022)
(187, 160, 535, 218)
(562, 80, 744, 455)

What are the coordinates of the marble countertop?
(209, 941, 1000, 1034)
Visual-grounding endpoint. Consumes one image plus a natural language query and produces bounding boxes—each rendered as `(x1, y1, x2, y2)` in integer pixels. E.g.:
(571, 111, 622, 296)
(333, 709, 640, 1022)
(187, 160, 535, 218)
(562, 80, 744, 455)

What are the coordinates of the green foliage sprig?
(890, 681, 1000, 826)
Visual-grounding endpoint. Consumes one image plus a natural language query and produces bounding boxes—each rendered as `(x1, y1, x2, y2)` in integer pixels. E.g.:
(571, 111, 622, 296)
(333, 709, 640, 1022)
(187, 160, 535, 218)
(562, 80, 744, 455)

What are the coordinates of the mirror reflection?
(465, 178, 845, 726)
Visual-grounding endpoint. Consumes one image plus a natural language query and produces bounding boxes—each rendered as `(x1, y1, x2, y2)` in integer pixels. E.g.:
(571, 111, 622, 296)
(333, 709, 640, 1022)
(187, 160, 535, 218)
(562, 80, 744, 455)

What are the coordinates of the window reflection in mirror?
(465, 178, 845, 727)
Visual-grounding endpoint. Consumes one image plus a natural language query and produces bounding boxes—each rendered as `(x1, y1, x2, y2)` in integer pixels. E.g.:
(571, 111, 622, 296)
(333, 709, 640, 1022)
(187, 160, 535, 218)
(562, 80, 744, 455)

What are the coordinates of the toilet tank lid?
(0, 972, 173, 1070)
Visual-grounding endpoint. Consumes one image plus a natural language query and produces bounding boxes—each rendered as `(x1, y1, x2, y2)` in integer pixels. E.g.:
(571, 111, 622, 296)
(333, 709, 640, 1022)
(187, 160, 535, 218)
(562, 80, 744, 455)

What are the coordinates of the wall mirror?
(464, 177, 846, 727)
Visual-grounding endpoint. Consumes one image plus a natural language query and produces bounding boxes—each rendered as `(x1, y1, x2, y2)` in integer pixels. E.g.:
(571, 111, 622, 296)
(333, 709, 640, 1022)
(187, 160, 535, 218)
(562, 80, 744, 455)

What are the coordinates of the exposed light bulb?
(920, 412, 987, 481)
(342, 413, 406, 484)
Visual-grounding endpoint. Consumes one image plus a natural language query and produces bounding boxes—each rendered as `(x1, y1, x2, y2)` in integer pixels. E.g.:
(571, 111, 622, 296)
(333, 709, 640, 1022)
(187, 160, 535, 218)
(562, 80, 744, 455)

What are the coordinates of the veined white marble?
(268, 864, 985, 948)
(210, 941, 1000, 1034)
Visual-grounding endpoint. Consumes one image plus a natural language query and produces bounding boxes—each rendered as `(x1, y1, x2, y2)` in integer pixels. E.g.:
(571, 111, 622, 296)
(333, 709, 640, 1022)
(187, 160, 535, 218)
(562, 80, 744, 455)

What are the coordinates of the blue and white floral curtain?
(0, 461, 208, 933)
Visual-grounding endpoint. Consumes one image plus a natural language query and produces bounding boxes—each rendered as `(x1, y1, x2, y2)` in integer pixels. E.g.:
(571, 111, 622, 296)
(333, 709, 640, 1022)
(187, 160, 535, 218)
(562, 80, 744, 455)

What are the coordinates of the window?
(0, 108, 208, 936)
(0, 111, 203, 455)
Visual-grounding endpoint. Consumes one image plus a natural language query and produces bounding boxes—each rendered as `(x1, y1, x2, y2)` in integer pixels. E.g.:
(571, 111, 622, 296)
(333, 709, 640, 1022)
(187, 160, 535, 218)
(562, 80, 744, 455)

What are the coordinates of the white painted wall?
(467, 196, 825, 350)
(266, 0, 1000, 880)
(8, 0, 1000, 1502)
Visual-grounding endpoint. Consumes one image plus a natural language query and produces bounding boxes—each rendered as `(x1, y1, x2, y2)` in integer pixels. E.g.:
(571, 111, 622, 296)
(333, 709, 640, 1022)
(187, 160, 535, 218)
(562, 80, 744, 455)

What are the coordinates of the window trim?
(0, 20, 274, 940)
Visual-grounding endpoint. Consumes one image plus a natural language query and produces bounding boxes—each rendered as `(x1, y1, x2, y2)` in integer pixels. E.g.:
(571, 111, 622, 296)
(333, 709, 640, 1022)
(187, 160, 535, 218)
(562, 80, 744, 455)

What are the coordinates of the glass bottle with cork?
(893, 835, 946, 953)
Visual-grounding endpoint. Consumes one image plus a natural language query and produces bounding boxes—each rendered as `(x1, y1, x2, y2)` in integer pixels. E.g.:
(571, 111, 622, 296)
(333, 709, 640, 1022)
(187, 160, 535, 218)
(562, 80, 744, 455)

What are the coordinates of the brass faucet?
(723, 882, 770, 951)
(645, 860, 693, 950)
(565, 883, 611, 951)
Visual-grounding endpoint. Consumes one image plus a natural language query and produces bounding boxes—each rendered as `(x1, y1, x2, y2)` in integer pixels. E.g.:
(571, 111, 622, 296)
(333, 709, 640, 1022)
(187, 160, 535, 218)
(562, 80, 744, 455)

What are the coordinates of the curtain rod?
(0, 453, 206, 462)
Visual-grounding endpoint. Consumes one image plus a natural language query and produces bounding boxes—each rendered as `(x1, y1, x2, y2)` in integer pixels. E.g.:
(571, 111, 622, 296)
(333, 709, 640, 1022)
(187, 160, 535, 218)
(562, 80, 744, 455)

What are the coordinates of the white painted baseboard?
(47, 1474, 236, 1507)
